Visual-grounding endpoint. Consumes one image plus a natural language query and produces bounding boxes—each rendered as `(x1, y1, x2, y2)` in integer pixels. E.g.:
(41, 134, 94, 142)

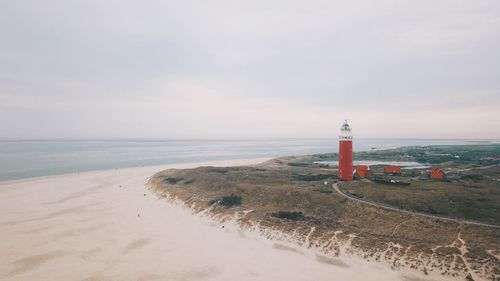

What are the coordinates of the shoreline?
(154, 190, 461, 281)
(0, 157, 272, 186)
(0, 157, 438, 281)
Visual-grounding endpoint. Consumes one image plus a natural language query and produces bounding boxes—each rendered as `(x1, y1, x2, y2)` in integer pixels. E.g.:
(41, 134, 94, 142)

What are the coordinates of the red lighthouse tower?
(338, 120, 353, 181)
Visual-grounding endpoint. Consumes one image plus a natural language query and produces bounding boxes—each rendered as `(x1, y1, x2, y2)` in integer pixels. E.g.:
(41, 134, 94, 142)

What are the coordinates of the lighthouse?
(338, 120, 353, 181)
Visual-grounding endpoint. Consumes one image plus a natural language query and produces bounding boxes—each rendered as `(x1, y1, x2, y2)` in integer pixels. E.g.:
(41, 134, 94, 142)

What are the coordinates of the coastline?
(1, 157, 435, 281)
(0, 138, 482, 182)
(147, 147, 500, 281)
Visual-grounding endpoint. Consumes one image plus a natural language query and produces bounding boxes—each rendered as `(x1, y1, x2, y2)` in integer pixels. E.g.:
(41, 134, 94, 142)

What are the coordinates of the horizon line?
(0, 137, 499, 142)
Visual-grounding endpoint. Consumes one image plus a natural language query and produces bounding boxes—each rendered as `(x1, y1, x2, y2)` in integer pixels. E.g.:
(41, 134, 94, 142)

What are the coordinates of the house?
(430, 167, 446, 181)
(384, 165, 401, 175)
(356, 165, 371, 178)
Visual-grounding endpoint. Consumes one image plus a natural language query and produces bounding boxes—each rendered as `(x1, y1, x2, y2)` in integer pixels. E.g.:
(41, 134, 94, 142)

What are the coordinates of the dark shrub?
(183, 179, 195, 185)
(271, 211, 305, 221)
(292, 174, 335, 181)
(206, 167, 240, 174)
(164, 177, 183, 184)
(461, 174, 483, 181)
(209, 194, 242, 208)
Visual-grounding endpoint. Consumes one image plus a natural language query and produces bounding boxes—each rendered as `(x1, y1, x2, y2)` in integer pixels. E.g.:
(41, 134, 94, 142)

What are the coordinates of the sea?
(0, 138, 495, 182)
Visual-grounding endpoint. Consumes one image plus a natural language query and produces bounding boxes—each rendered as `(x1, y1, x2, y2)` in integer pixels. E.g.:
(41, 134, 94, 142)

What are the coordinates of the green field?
(338, 145, 500, 224)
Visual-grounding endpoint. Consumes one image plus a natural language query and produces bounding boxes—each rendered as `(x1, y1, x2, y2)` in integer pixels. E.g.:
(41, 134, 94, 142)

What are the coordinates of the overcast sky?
(0, 0, 499, 139)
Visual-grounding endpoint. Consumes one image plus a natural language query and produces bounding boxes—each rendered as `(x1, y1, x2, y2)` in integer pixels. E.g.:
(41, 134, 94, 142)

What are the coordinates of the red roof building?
(384, 166, 401, 175)
(430, 168, 446, 180)
(356, 165, 371, 178)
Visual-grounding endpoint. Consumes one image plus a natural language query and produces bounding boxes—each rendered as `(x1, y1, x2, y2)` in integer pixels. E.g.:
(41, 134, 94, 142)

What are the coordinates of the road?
(332, 183, 500, 229)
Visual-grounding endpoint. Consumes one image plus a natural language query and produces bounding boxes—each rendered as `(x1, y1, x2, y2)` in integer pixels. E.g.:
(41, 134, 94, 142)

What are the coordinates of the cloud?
(0, 0, 499, 138)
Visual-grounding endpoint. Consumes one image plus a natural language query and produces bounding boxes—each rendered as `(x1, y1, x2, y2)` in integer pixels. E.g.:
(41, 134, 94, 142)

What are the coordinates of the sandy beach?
(0, 158, 430, 281)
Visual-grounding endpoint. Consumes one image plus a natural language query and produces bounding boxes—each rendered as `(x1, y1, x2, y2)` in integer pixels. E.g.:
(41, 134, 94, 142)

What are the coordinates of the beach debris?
(138, 213, 140, 217)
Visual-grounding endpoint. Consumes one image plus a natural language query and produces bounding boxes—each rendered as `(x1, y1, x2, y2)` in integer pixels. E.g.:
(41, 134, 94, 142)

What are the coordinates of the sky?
(0, 0, 499, 139)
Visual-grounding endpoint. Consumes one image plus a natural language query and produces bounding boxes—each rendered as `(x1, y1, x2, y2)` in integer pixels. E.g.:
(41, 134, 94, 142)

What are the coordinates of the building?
(338, 120, 353, 181)
(430, 167, 446, 180)
(384, 166, 401, 175)
(356, 165, 371, 178)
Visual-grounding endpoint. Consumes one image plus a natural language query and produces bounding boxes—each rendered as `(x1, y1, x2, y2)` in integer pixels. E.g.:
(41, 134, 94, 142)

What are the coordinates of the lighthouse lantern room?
(338, 120, 354, 181)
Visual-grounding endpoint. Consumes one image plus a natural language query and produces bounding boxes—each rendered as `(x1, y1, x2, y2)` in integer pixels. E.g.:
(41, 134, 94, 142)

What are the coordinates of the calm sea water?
(0, 138, 490, 181)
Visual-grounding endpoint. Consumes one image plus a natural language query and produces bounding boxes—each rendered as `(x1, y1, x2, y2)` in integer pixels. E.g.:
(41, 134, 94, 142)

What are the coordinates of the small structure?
(356, 165, 371, 178)
(384, 165, 401, 176)
(430, 167, 446, 181)
(373, 176, 411, 186)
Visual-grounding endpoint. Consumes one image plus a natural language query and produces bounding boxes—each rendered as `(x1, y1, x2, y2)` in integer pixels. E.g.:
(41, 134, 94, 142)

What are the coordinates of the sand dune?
(0, 159, 433, 281)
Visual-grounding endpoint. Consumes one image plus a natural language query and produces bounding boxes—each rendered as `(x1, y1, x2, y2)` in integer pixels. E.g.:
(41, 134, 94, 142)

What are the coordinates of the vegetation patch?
(206, 167, 235, 174)
(347, 191, 364, 198)
(461, 174, 483, 181)
(312, 188, 333, 194)
(271, 211, 305, 221)
(208, 194, 242, 207)
(292, 173, 336, 182)
(164, 177, 183, 184)
(183, 179, 195, 185)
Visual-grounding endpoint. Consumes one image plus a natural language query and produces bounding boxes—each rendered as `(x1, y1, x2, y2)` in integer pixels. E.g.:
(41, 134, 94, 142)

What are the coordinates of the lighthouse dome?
(339, 120, 352, 140)
(340, 120, 351, 132)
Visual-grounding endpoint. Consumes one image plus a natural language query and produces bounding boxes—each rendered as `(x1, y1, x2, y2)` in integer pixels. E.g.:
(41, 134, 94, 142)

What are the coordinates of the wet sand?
(0, 159, 430, 281)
